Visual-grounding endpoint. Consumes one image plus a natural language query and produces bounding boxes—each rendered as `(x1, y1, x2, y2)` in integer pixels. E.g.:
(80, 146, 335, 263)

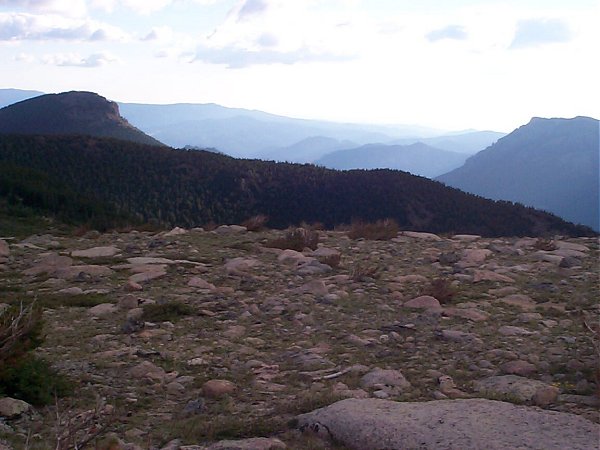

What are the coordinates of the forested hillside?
(0, 134, 593, 237)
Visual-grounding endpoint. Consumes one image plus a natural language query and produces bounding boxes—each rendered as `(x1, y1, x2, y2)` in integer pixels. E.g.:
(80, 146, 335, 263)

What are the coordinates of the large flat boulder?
(296, 398, 598, 450)
(71, 246, 120, 258)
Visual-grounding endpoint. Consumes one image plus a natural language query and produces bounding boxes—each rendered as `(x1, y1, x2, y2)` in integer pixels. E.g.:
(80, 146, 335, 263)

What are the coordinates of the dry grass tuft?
(420, 278, 457, 304)
(266, 227, 319, 251)
(347, 219, 399, 241)
(242, 214, 269, 232)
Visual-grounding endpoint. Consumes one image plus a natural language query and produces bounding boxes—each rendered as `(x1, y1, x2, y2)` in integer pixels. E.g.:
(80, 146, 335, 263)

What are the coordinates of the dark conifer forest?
(0, 134, 594, 237)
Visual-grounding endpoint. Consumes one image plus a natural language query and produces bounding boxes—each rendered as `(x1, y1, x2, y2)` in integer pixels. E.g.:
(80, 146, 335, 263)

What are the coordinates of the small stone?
(473, 375, 559, 406)
(118, 295, 139, 310)
(438, 329, 483, 345)
(373, 390, 389, 399)
(88, 303, 117, 317)
(124, 280, 143, 291)
(129, 361, 166, 382)
(0, 397, 31, 419)
(498, 294, 536, 310)
(188, 276, 216, 290)
(166, 382, 185, 395)
(214, 225, 247, 235)
(559, 256, 581, 268)
(360, 368, 411, 391)
(500, 360, 537, 376)
(206, 437, 287, 450)
(517, 312, 543, 322)
(202, 379, 236, 398)
(165, 226, 188, 236)
(404, 295, 441, 309)
(181, 399, 205, 417)
(473, 270, 515, 283)
(498, 326, 533, 336)
(129, 269, 167, 284)
(295, 279, 329, 297)
(71, 246, 119, 258)
(58, 286, 84, 295)
(0, 239, 9, 258)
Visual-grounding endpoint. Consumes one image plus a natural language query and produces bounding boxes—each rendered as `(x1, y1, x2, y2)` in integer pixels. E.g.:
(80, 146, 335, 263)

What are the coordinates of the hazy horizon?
(1, 0, 598, 132)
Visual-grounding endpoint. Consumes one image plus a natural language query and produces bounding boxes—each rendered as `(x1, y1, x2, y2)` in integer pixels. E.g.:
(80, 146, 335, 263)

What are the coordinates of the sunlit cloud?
(510, 18, 572, 49)
(90, 0, 220, 14)
(236, 0, 268, 22)
(0, 0, 87, 17)
(194, 43, 353, 68)
(426, 25, 468, 42)
(0, 12, 128, 41)
(42, 51, 118, 67)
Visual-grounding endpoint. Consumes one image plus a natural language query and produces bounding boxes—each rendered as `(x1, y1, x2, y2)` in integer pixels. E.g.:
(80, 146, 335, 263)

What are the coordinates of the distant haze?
(1, 1, 598, 131)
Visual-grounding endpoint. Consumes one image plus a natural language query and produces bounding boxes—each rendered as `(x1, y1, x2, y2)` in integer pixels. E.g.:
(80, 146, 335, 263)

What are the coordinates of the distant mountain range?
(0, 88, 44, 108)
(0, 89, 503, 164)
(438, 116, 599, 231)
(0, 88, 596, 232)
(315, 143, 469, 178)
(390, 130, 506, 154)
(117, 102, 443, 159)
(0, 91, 163, 147)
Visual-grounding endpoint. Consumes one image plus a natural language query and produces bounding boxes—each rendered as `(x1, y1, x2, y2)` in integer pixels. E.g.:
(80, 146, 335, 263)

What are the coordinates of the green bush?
(142, 301, 194, 323)
(0, 303, 44, 365)
(0, 302, 70, 405)
(0, 355, 71, 405)
(347, 219, 399, 240)
(265, 227, 319, 251)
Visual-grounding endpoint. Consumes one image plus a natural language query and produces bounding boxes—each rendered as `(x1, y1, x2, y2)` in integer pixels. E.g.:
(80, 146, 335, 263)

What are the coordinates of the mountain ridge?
(315, 142, 469, 178)
(0, 134, 593, 237)
(437, 116, 599, 231)
(0, 91, 164, 147)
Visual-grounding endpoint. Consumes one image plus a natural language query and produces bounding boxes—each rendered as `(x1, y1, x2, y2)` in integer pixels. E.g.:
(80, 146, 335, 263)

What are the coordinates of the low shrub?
(347, 219, 399, 240)
(534, 238, 557, 251)
(265, 227, 319, 251)
(241, 214, 269, 232)
(142, 301, 194, 323)
(0, 302, 70, 405)
(0, 302, 44, 365)
(0, 355, 71, 405)
(350, 263, 380, 281)
(420, 278, 457, 304)
(318, 253, 341, 268)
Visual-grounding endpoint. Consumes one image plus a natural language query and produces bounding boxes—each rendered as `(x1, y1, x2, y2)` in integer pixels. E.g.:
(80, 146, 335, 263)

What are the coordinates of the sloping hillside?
(0, 91, 164, 147)
(438, 117, 599, 231)
(316, 143, 468, 178)
(0, 134, 593, 237)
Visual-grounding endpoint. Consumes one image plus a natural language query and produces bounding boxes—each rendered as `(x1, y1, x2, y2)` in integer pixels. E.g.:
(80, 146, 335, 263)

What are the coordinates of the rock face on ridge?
(297, 398, 600, 450)
(0, 91, 164, 146)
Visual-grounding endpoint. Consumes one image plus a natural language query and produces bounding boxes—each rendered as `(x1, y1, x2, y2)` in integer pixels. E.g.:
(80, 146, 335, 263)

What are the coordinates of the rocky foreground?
(0, 226, 599, 449)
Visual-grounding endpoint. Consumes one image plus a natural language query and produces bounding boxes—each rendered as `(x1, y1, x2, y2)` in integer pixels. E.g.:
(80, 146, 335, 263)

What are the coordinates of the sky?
(1, 0, 599, 132)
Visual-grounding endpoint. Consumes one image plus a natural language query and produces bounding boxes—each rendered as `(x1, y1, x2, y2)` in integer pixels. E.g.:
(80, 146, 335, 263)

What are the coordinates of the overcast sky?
(1, 0, 598, 131)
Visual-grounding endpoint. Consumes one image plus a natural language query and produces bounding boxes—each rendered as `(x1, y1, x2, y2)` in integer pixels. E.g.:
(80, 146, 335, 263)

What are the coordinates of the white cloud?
(0, 12, 128, 41)
(142, 26, 174, 42)
(43, 51, 118, 67)
(90, 0, 220, 14)
(194, 43, 353, 68)
(0, 0, 87, 17)
(426, 25, 468, 42)
(14, 51, 34, 62)
(236, 0, 268, 21)
(510, 18, 572, 49)
(196, 1, 362, 67)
